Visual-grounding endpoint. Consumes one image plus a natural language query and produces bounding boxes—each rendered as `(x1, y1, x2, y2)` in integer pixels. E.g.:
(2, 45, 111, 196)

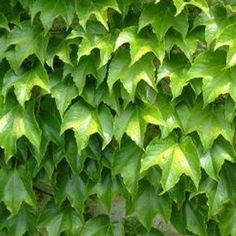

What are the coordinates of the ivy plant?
(0, 0, 236, 235)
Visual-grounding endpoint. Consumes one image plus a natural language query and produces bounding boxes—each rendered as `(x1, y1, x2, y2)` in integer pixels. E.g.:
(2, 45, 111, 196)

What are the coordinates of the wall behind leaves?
(0, 0, 236, 235)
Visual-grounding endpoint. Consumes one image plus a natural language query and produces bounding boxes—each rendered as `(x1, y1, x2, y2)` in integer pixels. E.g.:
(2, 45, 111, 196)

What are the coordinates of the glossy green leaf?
(61, 101, 113, 153)
(114, 101, 165, 147)
(38, 205, 83, 236)
(215, 23, 236, 68)
(181, 99, 234, 150)
(4, 205, 37, 236)
(188, 50, 236, 104)
(139, 2, 188, 39)
(128, 181, 171, 230)
(80, 215, 113, 236)
(6, 21, 48, 72)
(51, 77, 78, 117)
(30, 0, 74, 31)
(108, 48, 157, 100)
(141, 134, 201, 191)
(3, 63, 50, 107)
(75, 0, 120, 30)
(172, 0, 209, 15)
(115, 27, 165, 65)
(0, 96, 41, 161)
(219, 204, 236, 236)
(0, 167, 36, 215)
(200, 138, 236, 180)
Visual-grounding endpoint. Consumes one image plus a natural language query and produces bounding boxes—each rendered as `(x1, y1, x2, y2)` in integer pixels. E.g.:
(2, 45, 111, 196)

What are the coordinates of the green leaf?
(180, 99, 234, 150)
(69, 23, 117, 67)
(128, 181, 171, 230)
(51, 76, 78, 117)
(156, 94, 182, 138)
(219, 204, 236, 236)
(192, 177, 229, 217)
(46, 37, 72, 68)
(200, 138, 236, 180)
(193, 6, 228, 45)
(112, 138, 142, 194)
(38, 205, 83, 236)
(80, 215, 113, 236)
(64, 53, 106, 94)
(139, 2, 188, 39)
(141, 134, 201, 191)
(0, 13, 10, 31)
(171, 201, 207, 235)
(92, 174, 122, 211)
(0, 35, 8, 62)
(4, 205, 37, 236)
(114, 101, 165, 147)
(61, 101, 113, 153)
(3, 63, 50, 107)
(108, 48, 157, 100)
(55, 174, 91, 215)
(75, 0, 120, 30)
(172, 0, 209, 15)
(215, 23, 236, 68)
(188, 50, 236, 104)
(6, 21, 48, 72)
(0, 167, 36, 215)
(158, 53, 190, 99)
(30, 0, 74, 31)
(115, 27, 165, 65)
(0, 96, 41, 161)
(185, 202, 207, 236)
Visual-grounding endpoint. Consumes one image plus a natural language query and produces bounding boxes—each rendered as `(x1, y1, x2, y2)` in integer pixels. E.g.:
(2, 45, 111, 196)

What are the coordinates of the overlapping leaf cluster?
(0, 0, 236, 235)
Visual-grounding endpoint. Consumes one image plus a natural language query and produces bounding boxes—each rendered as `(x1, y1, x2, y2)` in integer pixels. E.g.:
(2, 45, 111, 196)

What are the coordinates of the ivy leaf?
(55, 174, 91, 215)
(114, 101, 165, 147)
(141, 134, 201, 192)
(4, 205, 37, 236)
(219, 204, 236, 236)
(75, 0, 120, 30)
(139, 2, 188, 39)
(0, 97, 41, 161)
(199, 137, 236, 180)
(188, 50, 236, 105)
(38, 205, 83, 236)
(184, 202, 207, 236)
(3, 63, 50, 107)
(46, 37, 72, 68)
(215, 23, 236, 68)
(64, 53, 106, 94)
(0, 35, 8, 62)
(61, 101, 113, 153)
(0, 13, 10, 31)
(115, 27, 165, 65)
(172, 0, 209, 15)
(112, 138, 142, 195)
(6, 21, 48, 72)
(92, 174, 122, 211)
(193, 6, 228, 45)
(51, 76, 78, 117)
(69, 24, 117, 67)
(128, 181, 171, 230)
(0, 167, 36, 215)
(80, 215, 114, 236)
(30, 0, 74, 31)
(156, 94, 182, 138)
(192, 178, 229, 217)
(158, 53, 190, 99)
(181, 99, 234, 151)
(108, 48, 157, 100)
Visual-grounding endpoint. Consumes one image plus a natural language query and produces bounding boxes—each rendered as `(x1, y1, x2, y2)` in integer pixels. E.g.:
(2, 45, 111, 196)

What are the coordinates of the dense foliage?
(0, 0, 236, 235)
